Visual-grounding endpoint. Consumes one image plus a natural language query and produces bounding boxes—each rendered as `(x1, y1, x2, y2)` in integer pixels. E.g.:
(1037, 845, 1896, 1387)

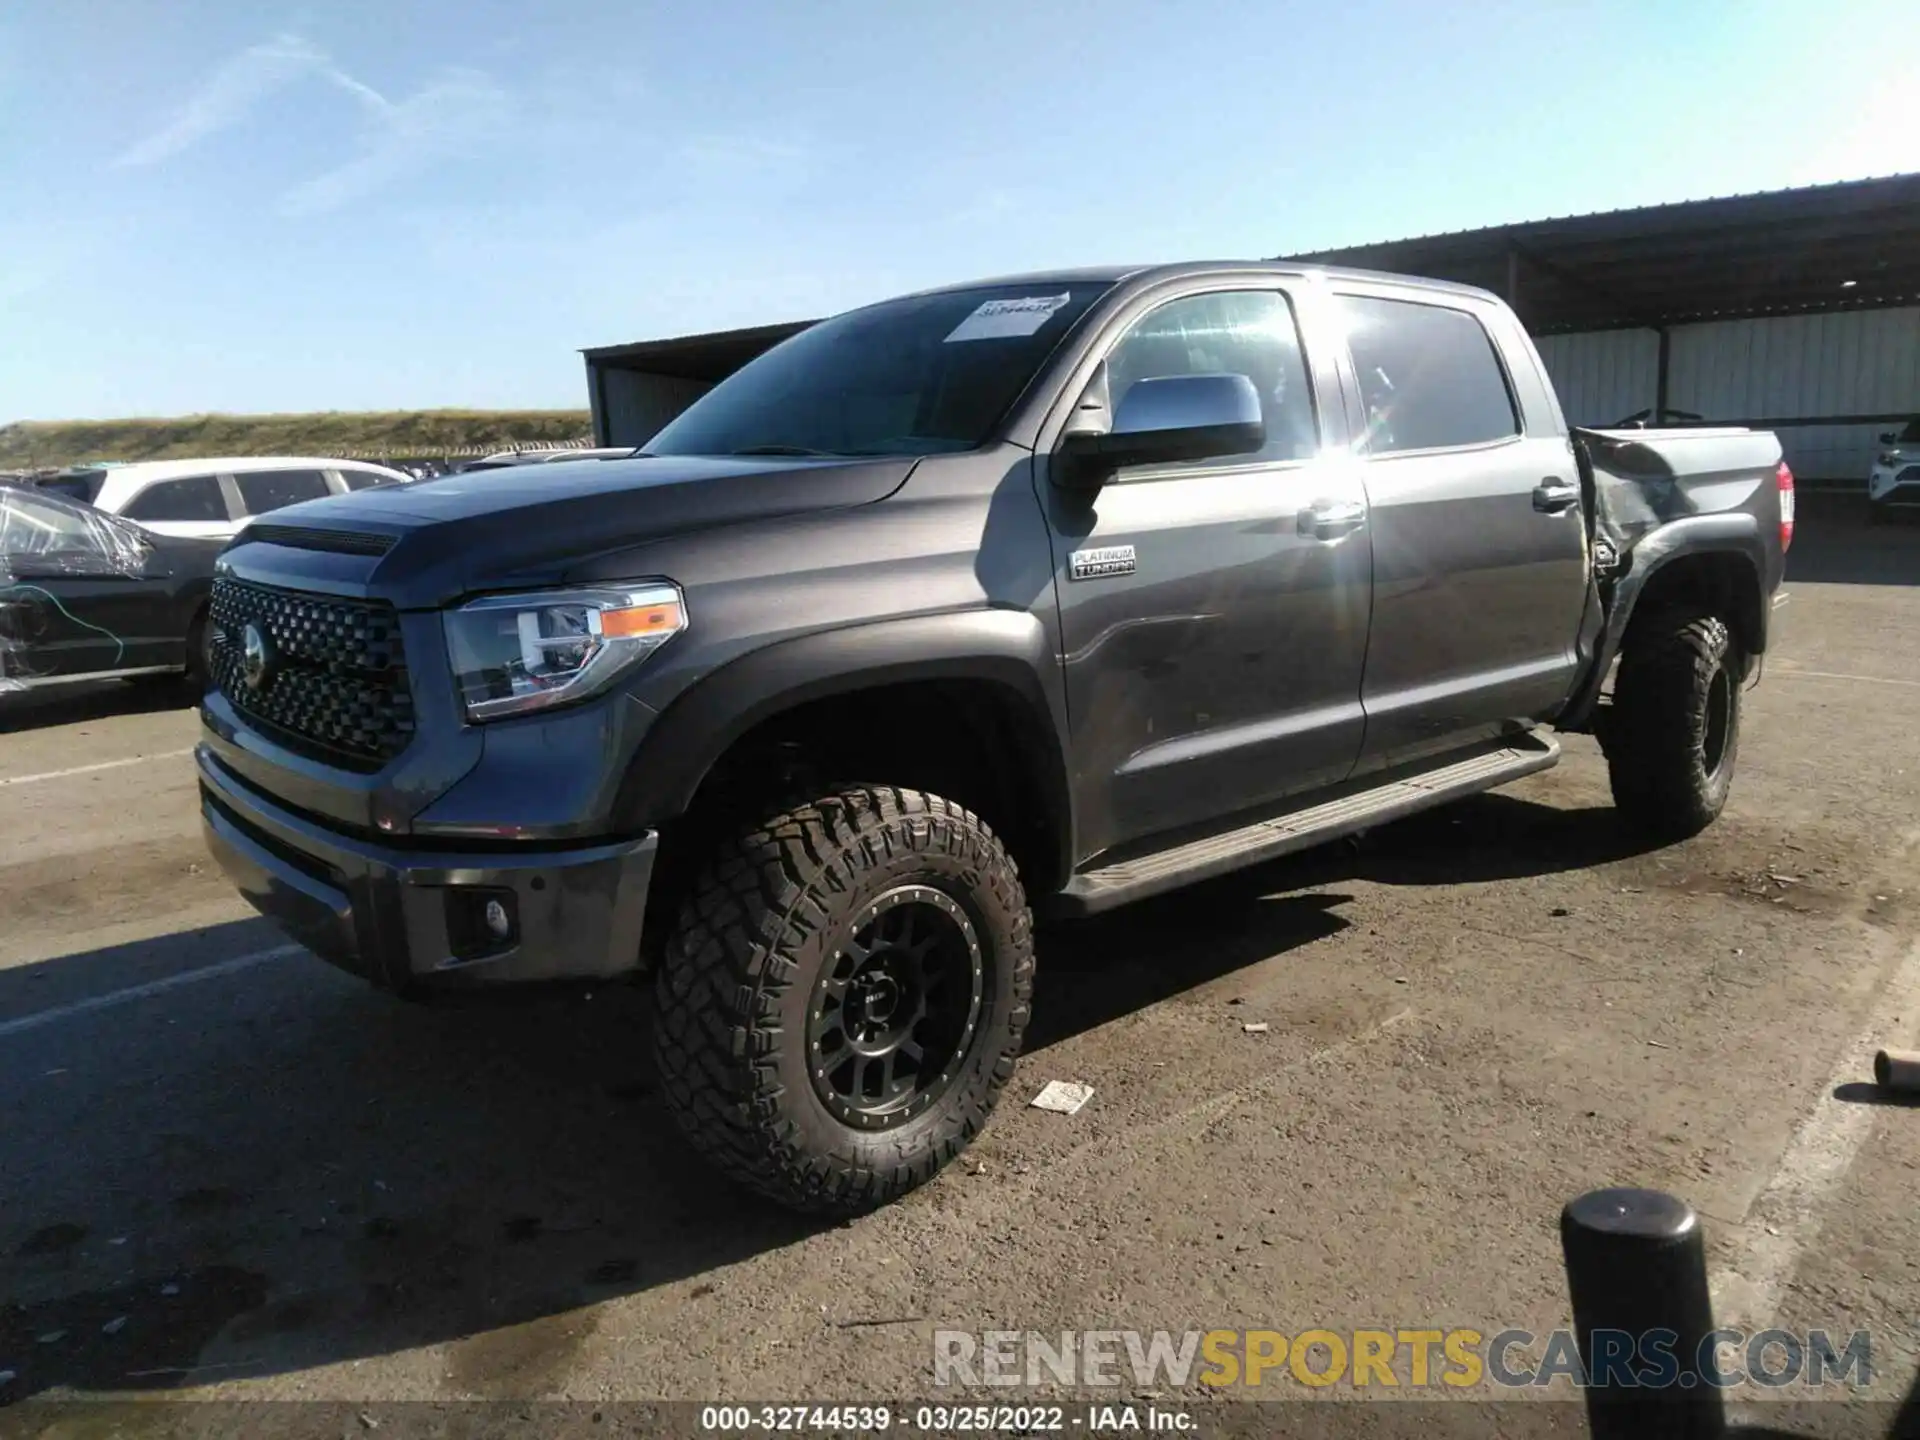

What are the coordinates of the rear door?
(1037, 281, 1372, 859)
(231, 468, 334, 532)
(1335, 287, 1587, 774)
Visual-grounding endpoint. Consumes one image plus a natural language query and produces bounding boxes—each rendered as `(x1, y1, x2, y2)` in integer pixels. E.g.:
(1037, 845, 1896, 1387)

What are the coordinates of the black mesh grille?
(208, 578, 414, 770)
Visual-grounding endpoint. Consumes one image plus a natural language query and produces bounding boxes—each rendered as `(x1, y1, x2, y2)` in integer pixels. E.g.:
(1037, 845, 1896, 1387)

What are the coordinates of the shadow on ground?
(0, 788, 1695, 1402)
(0, 676, 197, 734)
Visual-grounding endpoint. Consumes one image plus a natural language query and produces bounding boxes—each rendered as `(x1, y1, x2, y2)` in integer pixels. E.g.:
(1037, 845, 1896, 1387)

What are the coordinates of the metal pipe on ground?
(1874, 1048, 1920, 1093)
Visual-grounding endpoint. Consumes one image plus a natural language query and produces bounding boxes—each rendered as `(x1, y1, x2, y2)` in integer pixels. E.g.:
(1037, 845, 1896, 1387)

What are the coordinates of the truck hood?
(223, 454, 916, 608)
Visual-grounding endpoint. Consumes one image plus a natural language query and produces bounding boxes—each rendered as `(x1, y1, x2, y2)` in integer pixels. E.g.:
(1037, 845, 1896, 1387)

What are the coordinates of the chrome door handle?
(1533, 478, 1580, 513)
(1299, 499, 1368, 541)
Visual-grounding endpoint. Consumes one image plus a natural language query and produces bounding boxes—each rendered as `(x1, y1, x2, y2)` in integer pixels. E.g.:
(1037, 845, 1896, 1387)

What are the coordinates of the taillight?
(1776, 461, 1795, 553)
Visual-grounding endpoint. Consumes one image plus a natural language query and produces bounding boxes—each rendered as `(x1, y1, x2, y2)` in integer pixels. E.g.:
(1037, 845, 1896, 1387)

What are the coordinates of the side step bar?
(1055, 733, 1560, 917)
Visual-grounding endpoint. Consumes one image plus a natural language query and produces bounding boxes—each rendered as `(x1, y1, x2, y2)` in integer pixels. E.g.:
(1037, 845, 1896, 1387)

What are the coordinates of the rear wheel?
(653, 785, 1034, 1215)
(1603, 609, 1742, 840)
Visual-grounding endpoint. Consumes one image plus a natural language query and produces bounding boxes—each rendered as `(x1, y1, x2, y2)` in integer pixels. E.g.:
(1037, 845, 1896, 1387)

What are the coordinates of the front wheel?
(653, 786, 1034, 1215)
(1603, 610, 1742, 841)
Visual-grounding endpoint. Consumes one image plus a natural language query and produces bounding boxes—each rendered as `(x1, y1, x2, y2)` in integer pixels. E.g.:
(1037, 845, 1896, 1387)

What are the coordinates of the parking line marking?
(0, 749, 195, 788)
(1709, 857, 1920, 1333)
(0, 944, 302, 1040)
(1776, 668, 1920, 690)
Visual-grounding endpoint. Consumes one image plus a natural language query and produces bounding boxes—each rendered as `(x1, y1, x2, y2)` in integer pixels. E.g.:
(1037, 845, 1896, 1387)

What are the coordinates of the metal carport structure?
(1281, 171, 1920, 463)
(582, 172, 1920, 478)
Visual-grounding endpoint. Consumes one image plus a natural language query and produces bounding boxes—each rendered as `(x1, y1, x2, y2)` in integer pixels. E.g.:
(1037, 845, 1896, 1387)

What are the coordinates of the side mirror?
(1881, 432, 1898, 445)
(1059, 373, 1265, 485)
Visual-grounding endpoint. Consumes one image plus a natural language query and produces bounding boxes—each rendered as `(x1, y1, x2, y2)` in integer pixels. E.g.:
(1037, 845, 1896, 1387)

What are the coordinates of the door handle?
(1298, 499, 1368, 541)
(1533, 478, 1580, 513)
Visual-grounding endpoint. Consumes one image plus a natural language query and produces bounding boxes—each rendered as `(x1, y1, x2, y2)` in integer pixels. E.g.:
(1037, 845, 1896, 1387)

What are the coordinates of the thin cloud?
(114, 34, 360, 167)
(278, 69, 513, 216)
(113, 33, 511, 215)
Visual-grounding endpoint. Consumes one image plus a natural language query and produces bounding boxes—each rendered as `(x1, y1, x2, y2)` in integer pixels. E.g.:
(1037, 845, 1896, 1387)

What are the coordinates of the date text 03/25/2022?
(699, 1403, 1195, 1432)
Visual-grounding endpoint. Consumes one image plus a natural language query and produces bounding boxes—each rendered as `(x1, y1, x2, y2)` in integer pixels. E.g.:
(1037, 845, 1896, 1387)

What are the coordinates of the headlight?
(444, 583, 685, 720)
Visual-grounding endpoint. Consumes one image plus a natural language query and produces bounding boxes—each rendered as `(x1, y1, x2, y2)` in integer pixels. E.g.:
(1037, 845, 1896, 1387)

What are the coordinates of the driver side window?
(1106, 290, 1318, 467)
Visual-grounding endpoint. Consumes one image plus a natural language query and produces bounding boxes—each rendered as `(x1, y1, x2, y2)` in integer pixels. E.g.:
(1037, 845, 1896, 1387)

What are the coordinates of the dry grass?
(0, 410, 595, 468)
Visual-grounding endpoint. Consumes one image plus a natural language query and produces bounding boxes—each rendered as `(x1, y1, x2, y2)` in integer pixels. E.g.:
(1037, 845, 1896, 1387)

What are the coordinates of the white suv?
(1868, 420, 1920, 521)
(39, 457, 412, 541)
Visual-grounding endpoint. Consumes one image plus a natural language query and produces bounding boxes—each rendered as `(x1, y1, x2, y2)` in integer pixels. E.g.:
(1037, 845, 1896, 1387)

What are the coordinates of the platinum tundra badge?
(1070, 544, 1137, 580)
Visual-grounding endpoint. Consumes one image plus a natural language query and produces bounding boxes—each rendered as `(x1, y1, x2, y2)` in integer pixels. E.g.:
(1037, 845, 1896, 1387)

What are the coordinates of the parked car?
(1868, 419, 1920, 521)
(0, 485, 222, 690)
(37, 457, 413, 542)
(196, 263, 1790, 1215)
(458, 447, 638, 472)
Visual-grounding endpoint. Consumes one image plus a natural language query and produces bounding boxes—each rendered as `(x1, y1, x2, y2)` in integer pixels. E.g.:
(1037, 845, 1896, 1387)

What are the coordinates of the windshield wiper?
(727, 445, 848, 458)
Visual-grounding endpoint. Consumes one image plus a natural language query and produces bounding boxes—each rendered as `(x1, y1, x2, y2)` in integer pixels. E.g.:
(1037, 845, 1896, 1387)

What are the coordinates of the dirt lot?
(2, 494, 1916, 1436)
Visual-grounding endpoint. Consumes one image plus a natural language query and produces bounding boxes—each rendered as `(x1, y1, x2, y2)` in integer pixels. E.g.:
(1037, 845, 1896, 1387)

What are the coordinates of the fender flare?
(1559, 513, 1770, 731)
(617, 608, 1074, 860)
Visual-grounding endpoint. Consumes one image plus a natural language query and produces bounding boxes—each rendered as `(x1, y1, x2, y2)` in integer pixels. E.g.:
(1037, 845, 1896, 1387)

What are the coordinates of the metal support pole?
(1656, 326, 1672, 419)
(1561, 1188, 1727, 1440)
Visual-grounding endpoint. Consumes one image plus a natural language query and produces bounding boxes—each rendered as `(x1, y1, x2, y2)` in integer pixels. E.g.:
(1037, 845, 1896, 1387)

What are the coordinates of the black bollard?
(1560, 1187, 1727, 1440)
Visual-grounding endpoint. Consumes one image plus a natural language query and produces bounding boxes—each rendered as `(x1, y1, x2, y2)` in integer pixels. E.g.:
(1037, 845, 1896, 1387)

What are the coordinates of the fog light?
(446, 887, 519, 961)
(484, 898, 512, 939)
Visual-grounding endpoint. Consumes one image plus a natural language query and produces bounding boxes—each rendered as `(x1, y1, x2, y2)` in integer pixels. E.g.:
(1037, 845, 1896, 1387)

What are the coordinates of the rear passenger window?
(1339, 296, 1519, 453)
(1105, 290, 1318, 466)
(235, 469, 331, 514)
(122, 475, 227, 522)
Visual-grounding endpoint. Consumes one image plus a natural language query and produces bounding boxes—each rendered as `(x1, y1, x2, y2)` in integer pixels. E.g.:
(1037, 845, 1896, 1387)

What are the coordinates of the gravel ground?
(1, 493, 1915, 1437)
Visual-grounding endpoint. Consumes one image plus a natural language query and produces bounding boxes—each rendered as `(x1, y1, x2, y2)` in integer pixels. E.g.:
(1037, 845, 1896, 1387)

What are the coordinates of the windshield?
(646, 282, 1115, 458)
(1901, 420, 1920, 443)
(0, 487, 145, 569)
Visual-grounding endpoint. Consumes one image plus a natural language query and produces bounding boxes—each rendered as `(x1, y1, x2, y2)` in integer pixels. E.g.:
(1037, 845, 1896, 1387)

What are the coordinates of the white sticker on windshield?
(944, 293, 1072, 343)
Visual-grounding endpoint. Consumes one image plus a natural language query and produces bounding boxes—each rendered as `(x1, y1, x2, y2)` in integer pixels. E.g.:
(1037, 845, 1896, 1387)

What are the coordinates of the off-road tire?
(653, 786, 1034, 1215)
(1604, 610, 1742, 841)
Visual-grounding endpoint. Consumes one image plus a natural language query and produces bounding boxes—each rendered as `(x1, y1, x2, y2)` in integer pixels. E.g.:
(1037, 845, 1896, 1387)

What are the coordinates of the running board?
(1055, 733, 1560, 916)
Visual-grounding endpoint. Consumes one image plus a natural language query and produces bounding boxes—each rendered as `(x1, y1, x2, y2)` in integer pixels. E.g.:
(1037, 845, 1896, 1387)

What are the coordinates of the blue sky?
(3, 0, 1914, 421)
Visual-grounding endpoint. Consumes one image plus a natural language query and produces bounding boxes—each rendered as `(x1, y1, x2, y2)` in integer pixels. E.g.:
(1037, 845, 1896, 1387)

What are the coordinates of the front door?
(1040, 286, 1372, 861)
(1335, 290, 1589, 773)
(0, 490, 169, 678)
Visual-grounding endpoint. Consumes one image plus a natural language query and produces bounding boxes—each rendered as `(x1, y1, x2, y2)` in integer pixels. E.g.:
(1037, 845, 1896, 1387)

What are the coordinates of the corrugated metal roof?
(1280, 172, 1920, 334)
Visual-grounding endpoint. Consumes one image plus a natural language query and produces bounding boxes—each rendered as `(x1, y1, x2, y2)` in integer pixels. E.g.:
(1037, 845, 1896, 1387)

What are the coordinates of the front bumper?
(1868, 468, 1920, 507)
(198, 746, 656, 993)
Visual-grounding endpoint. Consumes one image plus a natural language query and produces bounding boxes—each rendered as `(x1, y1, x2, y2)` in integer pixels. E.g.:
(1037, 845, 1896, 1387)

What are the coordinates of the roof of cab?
(888, 259, 1501, 305)
(582, 261, 1505, 377)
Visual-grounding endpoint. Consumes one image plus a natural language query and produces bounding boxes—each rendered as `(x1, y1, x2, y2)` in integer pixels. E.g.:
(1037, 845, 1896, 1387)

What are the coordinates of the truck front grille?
(207, 577, 415, 770)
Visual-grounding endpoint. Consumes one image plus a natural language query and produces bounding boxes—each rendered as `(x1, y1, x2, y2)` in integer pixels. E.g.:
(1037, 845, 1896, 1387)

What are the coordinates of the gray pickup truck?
(197, 263, 1791, 1213)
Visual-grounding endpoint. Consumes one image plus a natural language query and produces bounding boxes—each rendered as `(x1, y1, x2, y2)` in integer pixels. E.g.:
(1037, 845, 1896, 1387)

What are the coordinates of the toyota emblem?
(240, 622, 274, 691)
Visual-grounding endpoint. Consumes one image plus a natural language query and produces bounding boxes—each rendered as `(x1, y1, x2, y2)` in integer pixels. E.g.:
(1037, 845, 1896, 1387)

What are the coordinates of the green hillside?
(0, 410, 595, 469)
